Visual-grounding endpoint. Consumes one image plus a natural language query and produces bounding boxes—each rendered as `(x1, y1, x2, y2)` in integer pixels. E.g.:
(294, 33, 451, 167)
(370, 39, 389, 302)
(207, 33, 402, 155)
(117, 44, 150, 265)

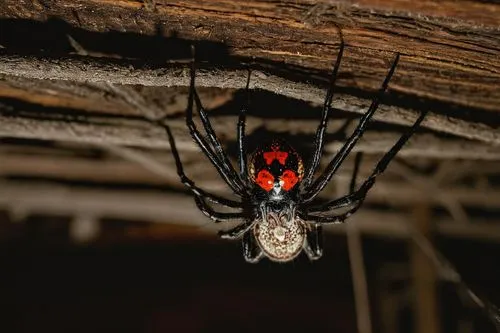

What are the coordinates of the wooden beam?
(1, 113, 499, 160)
(0, 0, 499, 144)
(1, 56, 498, 145)
(2, 0, 498, 106)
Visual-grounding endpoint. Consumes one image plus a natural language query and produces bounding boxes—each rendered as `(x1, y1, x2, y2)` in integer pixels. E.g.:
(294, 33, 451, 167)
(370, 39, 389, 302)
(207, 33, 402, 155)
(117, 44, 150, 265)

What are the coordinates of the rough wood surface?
(1, 55, 498, 144)
(0, 0, 499, 236)
(1, 0, 499, 141)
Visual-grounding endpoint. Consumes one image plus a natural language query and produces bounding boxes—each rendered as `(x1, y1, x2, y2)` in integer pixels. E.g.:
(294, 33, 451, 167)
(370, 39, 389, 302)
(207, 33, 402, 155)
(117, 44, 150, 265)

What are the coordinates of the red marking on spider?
(256, 169, 274, 191)
(263, 151, 288, 165)
(280, 170, 299, 191)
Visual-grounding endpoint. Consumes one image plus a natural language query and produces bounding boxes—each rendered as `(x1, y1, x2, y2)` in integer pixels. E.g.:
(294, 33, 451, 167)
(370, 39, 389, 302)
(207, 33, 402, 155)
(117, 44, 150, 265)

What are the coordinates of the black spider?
(158, 37, 428, 263)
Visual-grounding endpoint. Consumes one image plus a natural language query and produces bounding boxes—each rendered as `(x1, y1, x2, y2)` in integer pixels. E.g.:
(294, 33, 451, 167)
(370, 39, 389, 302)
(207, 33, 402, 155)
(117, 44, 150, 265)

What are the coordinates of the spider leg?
(194, 196, 245, 222)
(302, 31, 344, 188)
(302, 53, 401, 203)
(299, 203, 362, 224)
(185, 58, 247, 196)
(218, 220, 256, 240)
(242, 231, 264, 263)
(304, 224, 324, 260)
(191, 71, 248, 191)
(302, 154, 363, 223)
(162, 123, 242, 208)
(307, 193, 360, 213)
(306, 152, 364, 213)
(301, 110, 428, 223)
(237, 68, 252, 180)
(304, 153, 360, 258)
(349, 152, 363, 193)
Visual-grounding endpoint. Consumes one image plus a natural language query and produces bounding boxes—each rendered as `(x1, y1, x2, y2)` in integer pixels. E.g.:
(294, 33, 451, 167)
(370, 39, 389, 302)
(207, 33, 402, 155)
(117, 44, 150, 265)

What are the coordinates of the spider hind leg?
(243, 232, 264, 263)
(304, 224, 324, 260)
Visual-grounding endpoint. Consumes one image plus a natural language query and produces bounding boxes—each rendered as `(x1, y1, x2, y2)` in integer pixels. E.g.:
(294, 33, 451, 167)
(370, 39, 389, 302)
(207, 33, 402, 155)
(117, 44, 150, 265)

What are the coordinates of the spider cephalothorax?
(160, 35, 428, 263)
(249, 139, 304, 194)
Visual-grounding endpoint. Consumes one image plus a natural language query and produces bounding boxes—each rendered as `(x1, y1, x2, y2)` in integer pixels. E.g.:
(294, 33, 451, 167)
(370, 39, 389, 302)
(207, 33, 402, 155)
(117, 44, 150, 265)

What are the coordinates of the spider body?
(247, 140, 309, 262)
(161, 38, 428, 263)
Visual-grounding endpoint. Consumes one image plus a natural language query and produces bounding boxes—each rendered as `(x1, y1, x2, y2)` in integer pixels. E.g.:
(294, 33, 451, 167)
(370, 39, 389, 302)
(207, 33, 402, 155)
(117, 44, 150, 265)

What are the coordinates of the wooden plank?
(0, 0, 499, 144)
(1, 109, 499, 159)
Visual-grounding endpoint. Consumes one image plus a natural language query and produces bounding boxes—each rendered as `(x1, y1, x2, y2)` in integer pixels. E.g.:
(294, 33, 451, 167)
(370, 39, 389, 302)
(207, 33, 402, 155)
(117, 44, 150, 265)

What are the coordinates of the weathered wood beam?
(1, 55, 498, 145)
(1, 112, 499, 160)
(0, 0, 499, 144)
(0, 78, 232, 117)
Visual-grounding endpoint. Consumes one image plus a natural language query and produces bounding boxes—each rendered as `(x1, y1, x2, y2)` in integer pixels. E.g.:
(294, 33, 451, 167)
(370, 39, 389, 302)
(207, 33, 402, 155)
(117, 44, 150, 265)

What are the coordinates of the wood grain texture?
(0, 0, 499, 229)
(1, 55, 498, 145)
(1, 0, 499, 114)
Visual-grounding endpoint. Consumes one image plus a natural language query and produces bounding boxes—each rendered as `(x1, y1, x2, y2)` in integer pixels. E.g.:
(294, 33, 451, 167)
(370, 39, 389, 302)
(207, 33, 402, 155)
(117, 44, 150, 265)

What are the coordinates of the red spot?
(255, 169, 274, 191)
(263, 151, 289, 165)
(281, 170, 298, 191)
(276, 152, 288, 165)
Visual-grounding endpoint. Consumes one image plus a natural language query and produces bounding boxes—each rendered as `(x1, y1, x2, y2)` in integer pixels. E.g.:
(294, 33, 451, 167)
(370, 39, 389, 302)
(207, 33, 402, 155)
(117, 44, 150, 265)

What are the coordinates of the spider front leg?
(191, 74, 247, 190)
(162, 122, 242, 208)
(302, 31, 344, 188)
(302, 53, 401, 203)
(301, 110, 428, 223)
(237, 68, 252, 180)
(185, 58, 248, 196)
(306, 152, 364, 213)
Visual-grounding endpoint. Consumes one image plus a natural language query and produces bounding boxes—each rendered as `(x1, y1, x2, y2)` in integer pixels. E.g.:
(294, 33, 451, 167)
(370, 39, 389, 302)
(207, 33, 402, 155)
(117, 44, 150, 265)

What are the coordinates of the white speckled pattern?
(254, 213, 306, 262)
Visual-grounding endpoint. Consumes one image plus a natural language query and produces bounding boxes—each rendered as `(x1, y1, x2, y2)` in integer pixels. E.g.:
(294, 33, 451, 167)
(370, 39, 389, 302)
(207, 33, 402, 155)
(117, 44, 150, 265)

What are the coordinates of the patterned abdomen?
(253, 215, 306, 262)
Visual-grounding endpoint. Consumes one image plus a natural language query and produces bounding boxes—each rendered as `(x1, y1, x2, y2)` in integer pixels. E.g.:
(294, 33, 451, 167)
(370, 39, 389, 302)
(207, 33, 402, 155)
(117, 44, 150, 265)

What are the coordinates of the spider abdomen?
(254, 215, 305, 262)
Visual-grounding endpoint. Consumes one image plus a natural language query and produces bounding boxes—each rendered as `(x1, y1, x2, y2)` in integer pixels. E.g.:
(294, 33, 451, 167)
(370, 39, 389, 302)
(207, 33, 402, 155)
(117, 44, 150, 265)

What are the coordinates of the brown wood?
(0, 0, 497, 225)
(0, 0, 498, 225)
(1, 55, 499, 144)
(3, 0, 499, 109)
(0, 0, 499, 142)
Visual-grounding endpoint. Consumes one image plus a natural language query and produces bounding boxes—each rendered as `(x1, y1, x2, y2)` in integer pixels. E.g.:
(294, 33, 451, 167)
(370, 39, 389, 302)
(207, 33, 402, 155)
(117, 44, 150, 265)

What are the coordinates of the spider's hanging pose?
(158, 37, 428, 263)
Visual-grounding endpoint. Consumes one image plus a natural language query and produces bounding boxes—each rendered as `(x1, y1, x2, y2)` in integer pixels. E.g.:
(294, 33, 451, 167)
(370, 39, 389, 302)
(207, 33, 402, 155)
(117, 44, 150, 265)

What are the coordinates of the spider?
(157, 38, 428, 263)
